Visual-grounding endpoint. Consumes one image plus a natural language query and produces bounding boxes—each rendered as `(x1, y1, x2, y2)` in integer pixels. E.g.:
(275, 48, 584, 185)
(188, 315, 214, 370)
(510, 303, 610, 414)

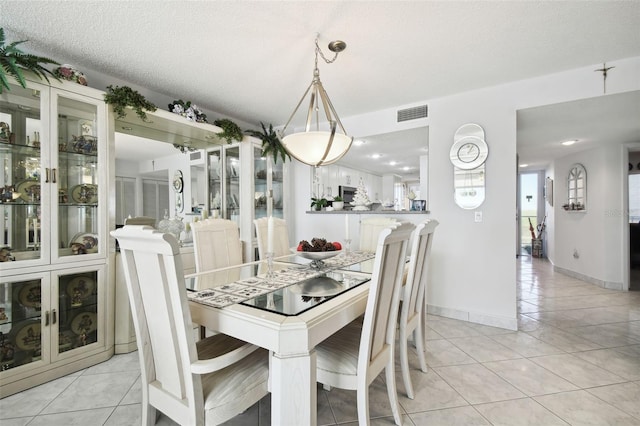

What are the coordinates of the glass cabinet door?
(208, 148, 223, 218)
(0, 276, 48, 372)
(271, 156, 285, 219)
(254, 145, 268, 220)
(55, 270, 99, 357)
(225, 145, 240, 224)
(53, 92, 101, 260)
(0, 82, 47, 266)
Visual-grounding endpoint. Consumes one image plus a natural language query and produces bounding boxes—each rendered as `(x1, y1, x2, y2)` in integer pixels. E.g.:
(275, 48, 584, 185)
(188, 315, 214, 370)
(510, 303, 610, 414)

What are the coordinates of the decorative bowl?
(290, 247, 342, 261)
(288, 276, 345, 297)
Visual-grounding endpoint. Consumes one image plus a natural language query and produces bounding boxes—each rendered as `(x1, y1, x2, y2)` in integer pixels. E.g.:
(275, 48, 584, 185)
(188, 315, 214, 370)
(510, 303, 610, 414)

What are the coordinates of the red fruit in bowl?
(332, 242, 342, 250)
(297, 242, 304, 251)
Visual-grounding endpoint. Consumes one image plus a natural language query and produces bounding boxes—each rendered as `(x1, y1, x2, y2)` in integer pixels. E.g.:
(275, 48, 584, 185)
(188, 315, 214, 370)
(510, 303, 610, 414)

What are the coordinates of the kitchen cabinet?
(0, 77, 112, 397)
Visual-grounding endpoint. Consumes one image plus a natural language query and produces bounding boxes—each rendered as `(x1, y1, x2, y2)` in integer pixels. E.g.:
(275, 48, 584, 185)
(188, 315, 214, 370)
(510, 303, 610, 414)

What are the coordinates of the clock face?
(457, 142, 480, 164)
(172, 170, 184, 193)
(450, 136, 488, 170)
(173, 177, 183, 193)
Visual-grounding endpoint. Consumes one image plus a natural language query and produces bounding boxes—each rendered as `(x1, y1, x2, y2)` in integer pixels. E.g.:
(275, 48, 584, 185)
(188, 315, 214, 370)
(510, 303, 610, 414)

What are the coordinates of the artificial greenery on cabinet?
(104, 85, 158, 121)
(245, 122, 291, 164)
(0, 27, 60, 93)
(214, 118, 243, 144)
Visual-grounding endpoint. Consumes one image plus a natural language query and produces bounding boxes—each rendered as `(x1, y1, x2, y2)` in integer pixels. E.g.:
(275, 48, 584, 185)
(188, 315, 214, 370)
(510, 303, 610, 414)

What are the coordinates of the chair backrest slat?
(192, 218, 243, 272)
(402, 220, 439, 325)
(359, 217, 399, 252)
(360, 222, 415, 366)
(254, 217, 290, 258)
(114, 226, 202, 412)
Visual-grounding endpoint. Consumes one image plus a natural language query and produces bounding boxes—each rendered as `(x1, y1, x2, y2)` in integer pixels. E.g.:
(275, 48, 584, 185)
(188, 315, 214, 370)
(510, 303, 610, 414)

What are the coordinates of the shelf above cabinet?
(115, 107, 226, 150)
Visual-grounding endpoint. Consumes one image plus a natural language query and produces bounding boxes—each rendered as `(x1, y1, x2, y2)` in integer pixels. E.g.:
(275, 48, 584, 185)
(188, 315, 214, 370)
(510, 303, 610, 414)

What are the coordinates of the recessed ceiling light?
(371, 153, 381, 159)
(519, 164, 529, 168)
(353, 139, 365, 146)
(562, 139, 578, 146)
(389, 161, 397, 166)
(402, 166, 410, 171)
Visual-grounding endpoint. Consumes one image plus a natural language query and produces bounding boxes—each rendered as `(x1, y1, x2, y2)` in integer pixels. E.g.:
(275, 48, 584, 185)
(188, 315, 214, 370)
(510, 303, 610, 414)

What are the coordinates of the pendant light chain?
(315, 37, 340, 64)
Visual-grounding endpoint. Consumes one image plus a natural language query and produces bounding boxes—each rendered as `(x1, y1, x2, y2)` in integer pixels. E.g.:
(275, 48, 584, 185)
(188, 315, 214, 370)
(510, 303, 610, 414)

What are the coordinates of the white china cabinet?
(207, 139, 288, 262)
(0, 77, 112, 397)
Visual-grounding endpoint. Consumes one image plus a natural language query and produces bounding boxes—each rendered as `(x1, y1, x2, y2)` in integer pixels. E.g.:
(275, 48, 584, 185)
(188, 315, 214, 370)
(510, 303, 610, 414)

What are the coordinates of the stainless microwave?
(338, 185, 356, 203)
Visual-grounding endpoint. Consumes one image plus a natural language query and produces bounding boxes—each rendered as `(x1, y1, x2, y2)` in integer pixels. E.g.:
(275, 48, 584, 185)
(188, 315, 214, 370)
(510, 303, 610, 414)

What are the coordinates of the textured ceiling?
(2, 1, 640, 174)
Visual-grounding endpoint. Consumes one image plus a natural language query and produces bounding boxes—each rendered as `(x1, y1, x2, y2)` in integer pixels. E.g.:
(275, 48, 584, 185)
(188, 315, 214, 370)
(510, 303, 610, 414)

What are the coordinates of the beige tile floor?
(1, 256, 639, 425)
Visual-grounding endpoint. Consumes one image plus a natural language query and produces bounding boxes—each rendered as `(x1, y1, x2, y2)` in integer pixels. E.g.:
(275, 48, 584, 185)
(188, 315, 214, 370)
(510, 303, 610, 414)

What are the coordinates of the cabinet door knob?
(45, 311, 50, 326)
(52, 168, 57, 184)
(52, 309, 57, 324)
(45, 168, 50, 183)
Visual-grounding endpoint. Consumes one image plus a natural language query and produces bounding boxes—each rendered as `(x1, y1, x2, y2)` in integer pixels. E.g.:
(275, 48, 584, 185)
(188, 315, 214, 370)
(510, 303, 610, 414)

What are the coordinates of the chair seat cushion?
(316, 320, 363, 377)
(201, 348, 269, 424)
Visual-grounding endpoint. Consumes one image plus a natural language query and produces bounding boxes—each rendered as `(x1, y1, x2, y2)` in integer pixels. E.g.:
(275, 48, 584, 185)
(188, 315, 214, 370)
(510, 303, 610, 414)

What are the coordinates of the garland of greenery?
(245, 122, 291, 164)
(0, 28, 60, 93)
(104, 85, 158, 121)
(214, 118, 244, 144)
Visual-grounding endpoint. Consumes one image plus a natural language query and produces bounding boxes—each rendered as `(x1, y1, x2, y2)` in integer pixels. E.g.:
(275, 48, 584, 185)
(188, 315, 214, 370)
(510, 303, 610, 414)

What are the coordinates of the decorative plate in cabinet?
(70, 184, 98, 204)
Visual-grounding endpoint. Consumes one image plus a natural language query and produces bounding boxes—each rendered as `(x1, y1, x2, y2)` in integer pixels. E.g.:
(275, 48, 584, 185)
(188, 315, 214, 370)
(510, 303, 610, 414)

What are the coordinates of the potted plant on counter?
(310, 197, 328, 211)
(332, 196, 344, 211)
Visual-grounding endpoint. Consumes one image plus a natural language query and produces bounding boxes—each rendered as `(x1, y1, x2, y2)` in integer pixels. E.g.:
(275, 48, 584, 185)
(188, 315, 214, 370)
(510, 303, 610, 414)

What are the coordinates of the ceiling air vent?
(397, 105, 428, 122)
(189, 151, 202, 161)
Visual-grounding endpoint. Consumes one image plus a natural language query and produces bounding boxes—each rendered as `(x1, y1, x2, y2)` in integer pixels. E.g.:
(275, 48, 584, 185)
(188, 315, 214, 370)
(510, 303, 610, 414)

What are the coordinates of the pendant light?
(279, 35, 353, 167)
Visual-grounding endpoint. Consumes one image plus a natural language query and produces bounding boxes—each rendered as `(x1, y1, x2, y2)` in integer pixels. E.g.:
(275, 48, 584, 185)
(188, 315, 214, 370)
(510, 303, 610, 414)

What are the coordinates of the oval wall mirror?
(451, 123, 488, 209)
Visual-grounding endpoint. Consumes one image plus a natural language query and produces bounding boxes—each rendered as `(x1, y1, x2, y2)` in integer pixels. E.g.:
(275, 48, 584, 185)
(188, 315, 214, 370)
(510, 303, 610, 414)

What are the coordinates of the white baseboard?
(552, 265, 624, 290)
(427, 304, 518, 331)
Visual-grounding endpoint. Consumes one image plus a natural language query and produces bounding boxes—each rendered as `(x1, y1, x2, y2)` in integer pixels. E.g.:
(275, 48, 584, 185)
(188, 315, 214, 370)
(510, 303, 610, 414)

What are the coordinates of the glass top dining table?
(186, 251, 376, 316)
(185, 250, 376, 426)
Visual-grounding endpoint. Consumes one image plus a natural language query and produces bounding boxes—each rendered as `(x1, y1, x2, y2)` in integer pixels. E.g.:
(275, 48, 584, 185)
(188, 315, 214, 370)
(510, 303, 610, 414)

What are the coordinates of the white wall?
(553, 145, 626, 289)
(292, 56, 640, 330)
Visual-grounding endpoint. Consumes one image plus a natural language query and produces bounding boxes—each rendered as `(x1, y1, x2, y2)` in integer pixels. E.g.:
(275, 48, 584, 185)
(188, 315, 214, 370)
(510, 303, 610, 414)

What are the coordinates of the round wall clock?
(451, 123, 488, 210)
(173, 170, 184, 193)
(450, 135, 488, 170)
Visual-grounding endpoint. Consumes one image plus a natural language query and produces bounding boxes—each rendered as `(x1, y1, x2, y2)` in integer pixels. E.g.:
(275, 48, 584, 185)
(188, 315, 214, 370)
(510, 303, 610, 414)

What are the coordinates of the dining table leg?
(270, 350, 317, 426)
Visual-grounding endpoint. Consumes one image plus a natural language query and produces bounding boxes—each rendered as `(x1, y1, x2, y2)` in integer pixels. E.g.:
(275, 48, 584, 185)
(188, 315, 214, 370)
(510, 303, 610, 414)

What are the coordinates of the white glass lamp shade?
(282, 131, 353, 167)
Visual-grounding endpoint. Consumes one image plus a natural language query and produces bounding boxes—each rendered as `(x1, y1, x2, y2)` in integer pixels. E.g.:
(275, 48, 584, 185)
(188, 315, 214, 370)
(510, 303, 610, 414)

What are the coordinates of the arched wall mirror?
(566, 163, 586, 211)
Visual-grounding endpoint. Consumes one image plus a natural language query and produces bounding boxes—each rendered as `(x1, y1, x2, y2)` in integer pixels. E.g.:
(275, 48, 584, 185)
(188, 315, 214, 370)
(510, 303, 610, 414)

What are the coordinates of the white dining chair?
(254, 216, 290, 259)
(315, 221, 415, 426)
(191, 218, 243, 273)
(398, 219, 438, 399)
(358, 216, 399, 252)
(124, 216, 156, 227)
(111, 225, 269, 426)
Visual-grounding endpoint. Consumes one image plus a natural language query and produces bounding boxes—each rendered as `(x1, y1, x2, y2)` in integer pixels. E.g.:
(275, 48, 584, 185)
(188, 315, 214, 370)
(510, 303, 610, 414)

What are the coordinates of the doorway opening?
(519, 172, 544, 257)
(629, 172, 640, 291)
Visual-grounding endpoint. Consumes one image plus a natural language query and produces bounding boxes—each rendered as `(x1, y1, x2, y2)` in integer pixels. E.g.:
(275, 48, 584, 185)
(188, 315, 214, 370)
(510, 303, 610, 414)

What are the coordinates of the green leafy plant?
(310, 197, 328, 211)
(333, 195, 343, 202)
(245, 122, 291, 164)
(0, 28, 60, 93)
(214, 118, 243, 144)
(104, 85, 157, 121)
